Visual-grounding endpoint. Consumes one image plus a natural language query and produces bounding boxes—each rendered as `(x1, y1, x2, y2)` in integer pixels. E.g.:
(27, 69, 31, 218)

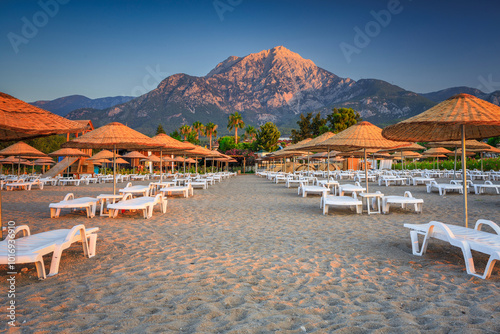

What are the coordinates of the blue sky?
(1, 0, 499, 102)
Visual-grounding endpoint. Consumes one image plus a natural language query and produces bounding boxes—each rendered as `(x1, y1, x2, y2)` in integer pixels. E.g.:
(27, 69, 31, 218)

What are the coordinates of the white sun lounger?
(119, 183, 151, 197)
(404, 220, 500, 279)
(5, 179, 44, 191)
(380, 191, 423, 214)
(338, 182, 366, 196)
(298, 185, 329, 198)
(0, 224, 99, 279)
(107, 193, 167, 219)
(160, 184, 193, 198)
(49, 193, 99, 218)
(474, 181, 500, 195)
(410, 177, 435, 186)
(190, 179, 208, 189)
(321, 192, 362, 215)
(426, 181, 463, 195)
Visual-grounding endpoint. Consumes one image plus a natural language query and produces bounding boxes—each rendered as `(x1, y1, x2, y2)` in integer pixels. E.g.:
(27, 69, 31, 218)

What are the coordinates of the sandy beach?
(1, 174, 500, 333)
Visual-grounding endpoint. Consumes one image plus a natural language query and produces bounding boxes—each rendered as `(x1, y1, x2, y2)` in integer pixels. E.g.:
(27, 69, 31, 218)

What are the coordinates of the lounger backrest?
(63, 193, 74, 201)
(125, 182, 132, 188)
(122, 193, 133, 201)
(404, 191, 413, 198)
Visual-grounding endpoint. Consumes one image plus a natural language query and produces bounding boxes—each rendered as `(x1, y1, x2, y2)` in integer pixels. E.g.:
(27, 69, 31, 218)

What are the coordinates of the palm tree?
(227, 112, 245, 145)
(179, 125, 192, 140)
(205, 122, 218, 150)
(192, 121, 205, 140)
(244, 125, 257, 142)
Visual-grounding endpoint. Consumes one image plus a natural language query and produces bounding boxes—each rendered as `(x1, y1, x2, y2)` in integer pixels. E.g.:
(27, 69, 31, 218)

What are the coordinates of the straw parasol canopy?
(33, 158, 55, 164)
(122, 151, 148, 159)
(426, 139, 490, 150)
(294, 132, 336, 151)
(141, 155, 161, 163)
(382, 94, 500, 227)
(0, 141, 47, 158)
(446, 149, 476, 157)
(63, 122, 163, 150)
(48, 147, 90, 158)
(87, 150, 119, 160)
(0, 92, 86, 141)
(281, 138, 313, 151)
(151, 133, 196, 153)
(474, 144, 500, 154)
(320, 121, 410, 191)
(382, 94, 500, 141)
(63, 122, 163, 194)
(0, 156, 29, 163)
(422, 147, 452, 156)
(115, 157, 130, 164)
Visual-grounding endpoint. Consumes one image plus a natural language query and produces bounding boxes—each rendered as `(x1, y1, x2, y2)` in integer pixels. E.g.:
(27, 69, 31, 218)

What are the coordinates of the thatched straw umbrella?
(122, 151, 148, 173)
(48, 147, 90, 177)
(151, 134, 195, 179)
(88, 150, 120, 175)
(63, 122, 163, 194)
(294, 132, 337, 175)
(0, 92, 85, 141)
(382, 93, 500, 227)
(421, 147, 452, 170)
(0, 142, 48, 176)
(320, 122, 409, 192)
(0, 94, 86, 239)
(427, 140, 489, 177)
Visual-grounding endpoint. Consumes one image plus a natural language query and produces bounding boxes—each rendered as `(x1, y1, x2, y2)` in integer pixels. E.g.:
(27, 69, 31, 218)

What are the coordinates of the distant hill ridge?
(30, 46, 499, 135)
(30, 95, 134, 116)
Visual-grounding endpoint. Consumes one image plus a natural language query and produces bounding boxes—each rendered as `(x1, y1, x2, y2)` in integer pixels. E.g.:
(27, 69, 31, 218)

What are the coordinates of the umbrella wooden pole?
(113, 146, 116, 195)
(160, 150, 163, 182)
(480, 152, 483, 172)
(461, 125, 468, 228)
(183, 154, 186, 174)
(454, 148, 458, 180)
(364, 148, 369, 193)
(327, 148, 330, 178)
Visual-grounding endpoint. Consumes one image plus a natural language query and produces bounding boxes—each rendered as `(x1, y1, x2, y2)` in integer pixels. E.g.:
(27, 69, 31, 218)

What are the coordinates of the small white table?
(97, 194, 125, 216)
(359, 192, 384, 215)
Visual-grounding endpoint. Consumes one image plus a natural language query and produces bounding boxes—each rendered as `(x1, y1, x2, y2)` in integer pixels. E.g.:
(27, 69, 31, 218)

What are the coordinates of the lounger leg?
(457, 241, 477, 277)
(88, 234, 97, 257)
(35, 259, 47, 280)
(48, 246, 64, 276)
(356, 204, 362, 214)
(479, 256, 499, 279)
(323, 204, 328, 215)
(85, 207, 91, 218)
(410, 230, 432, 256)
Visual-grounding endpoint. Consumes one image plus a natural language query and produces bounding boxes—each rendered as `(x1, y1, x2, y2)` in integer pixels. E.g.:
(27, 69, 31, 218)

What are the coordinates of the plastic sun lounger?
(380, 191, 423, 214)
(298, 185, 329, 198)
(0, 224, 99, 279)
(5, 179, 44, 191)
(107, 193, 167, 219)
(160, 185, 193, 198)
(426, 181, 463, 196)
(474, 181, 500, 195)
(404, 220, 500, 279)
(321, 192, 362, 215)
(411, 177, 435, 186)
(190, 180, 208, 189)
(119, 183, 151, 197)
(49, 193, 99, 218)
